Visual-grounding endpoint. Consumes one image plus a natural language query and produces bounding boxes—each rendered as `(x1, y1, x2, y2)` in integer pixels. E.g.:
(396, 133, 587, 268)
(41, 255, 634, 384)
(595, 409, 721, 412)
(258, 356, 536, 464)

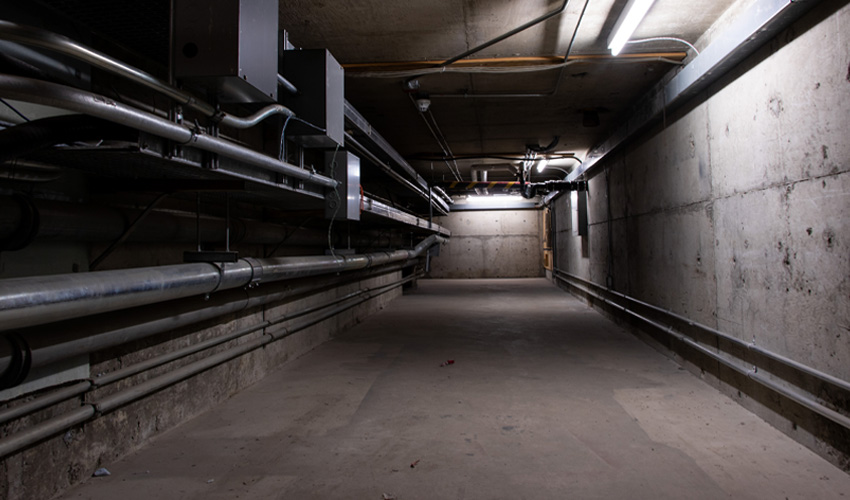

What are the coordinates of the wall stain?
(769, 96, 784, 117)
(822, 145, 829, 160)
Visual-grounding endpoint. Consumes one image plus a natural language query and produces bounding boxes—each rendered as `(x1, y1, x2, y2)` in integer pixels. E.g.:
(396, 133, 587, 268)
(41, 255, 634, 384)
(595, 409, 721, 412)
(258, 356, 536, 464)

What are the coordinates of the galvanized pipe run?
(0, 75, 336, 188)
(553, 268, 850, 394)
(0, 195, 405, 248)
(0, 272, 418, 459)
(3, 264, 409, 380)
(0, 235, 443, 331)
(552, 270, 850, 432)
(0, 21, 295, 129)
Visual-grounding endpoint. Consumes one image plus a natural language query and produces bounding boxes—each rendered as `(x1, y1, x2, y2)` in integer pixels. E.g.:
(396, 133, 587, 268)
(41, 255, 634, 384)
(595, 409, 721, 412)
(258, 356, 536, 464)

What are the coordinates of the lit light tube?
(536, 158, 549, 173)
(607, 0, 656, 56)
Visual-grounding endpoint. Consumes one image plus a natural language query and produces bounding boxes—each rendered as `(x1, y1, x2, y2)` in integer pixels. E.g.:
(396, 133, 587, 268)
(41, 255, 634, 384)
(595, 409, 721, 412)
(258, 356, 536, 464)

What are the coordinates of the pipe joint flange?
(0, 194, 40, 251)
(0, 332, 32, 390)
(242, 257, 264, 286)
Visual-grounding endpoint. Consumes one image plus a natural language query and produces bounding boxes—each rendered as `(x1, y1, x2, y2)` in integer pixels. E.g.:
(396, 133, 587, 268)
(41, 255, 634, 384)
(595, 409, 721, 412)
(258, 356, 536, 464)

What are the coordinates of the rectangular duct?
(173, 0, 278, 103)
(280, 49, 344, 147)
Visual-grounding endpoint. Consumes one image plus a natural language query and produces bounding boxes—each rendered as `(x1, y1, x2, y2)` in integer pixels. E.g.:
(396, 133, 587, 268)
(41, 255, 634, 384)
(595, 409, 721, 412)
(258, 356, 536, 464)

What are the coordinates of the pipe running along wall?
(551, 269, 850, 432)
(0, 75, 337, 189)
(0, 21, 295, 129)
(0, 262, 412, 387)
(0, 234, 444, 331)
(0, 270, 420, 458)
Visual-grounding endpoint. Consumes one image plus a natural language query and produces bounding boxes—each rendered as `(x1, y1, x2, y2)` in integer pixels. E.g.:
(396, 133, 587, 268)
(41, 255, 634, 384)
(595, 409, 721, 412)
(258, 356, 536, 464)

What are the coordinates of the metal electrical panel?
(280, 50, 344, 147)
(173, 0, 278, 103)
(325, 150, 360, 221)
(571, 190, 588, 237)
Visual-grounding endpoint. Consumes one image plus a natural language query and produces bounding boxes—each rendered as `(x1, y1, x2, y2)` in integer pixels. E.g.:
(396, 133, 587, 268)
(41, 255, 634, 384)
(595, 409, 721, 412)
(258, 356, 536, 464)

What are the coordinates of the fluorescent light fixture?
(536, 158, 549, 173)
(607, 0, 656, 56)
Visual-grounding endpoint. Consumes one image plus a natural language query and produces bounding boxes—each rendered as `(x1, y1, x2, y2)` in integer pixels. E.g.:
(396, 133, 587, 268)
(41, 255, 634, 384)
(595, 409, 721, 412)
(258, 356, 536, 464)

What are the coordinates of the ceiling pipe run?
(0, 75, 338, 189)
(0, 234, 445, 331)
(0, 21, 295, 129)
(437, 0, 571, 67)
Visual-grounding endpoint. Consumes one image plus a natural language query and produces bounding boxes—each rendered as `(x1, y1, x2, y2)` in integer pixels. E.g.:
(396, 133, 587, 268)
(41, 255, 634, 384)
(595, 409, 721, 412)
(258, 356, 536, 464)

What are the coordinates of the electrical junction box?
(571, 190, 588, 237)
(280, 49, 344, 147)
(173, 0, 278, 103)
(325, 150, 360, 221)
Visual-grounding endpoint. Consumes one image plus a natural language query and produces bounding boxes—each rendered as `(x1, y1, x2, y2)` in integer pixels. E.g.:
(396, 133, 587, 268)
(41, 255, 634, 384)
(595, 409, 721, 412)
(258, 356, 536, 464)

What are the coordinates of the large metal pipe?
(0, 21, 295, 129)
(0, 272, 416, 458)
(0, 235, 444, 331)
(5, 264, 408, 378)
(0, 75, 336, 188)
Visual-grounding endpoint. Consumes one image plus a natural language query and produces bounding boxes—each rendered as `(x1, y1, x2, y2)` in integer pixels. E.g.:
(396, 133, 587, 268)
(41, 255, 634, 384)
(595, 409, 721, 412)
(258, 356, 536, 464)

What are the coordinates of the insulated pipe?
(0, 21, 296, 129)
(0, 75, 337, 188)
(0, 235, 444, 331)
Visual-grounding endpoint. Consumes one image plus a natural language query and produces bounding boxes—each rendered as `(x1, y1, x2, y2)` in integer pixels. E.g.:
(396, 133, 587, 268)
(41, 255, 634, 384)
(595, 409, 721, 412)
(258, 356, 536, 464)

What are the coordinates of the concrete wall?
(430, 209, 544, 278)
(0, 271, 402, 500)
(552, 1, 850, 469)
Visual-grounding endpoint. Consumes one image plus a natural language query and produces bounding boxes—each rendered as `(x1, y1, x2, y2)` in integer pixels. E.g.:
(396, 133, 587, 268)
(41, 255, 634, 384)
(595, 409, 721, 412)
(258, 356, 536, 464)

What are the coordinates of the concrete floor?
(60, 279, 850, 499)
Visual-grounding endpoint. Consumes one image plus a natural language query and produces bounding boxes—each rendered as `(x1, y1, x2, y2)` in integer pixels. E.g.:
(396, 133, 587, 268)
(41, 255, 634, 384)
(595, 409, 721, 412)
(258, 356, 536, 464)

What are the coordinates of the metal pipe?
(0, 20, 215, 116)
(0, 272, 418, 458)
(5, 264, 406, 380)
(553, 269, 850, 394)
(276, 74, 298, 95)
(438, 0, 570, 67)
(90, 269, 409, 388)
(0, 235, 443, 331)
(0, 381, 91, 425)
(0, 21, 296, 129)
(344, 133, 449, 215)
(0, 75, 337, 188)
(0, 405, 95, 458)
(552, 272, 850, 431)
(217, 103, 294, 129)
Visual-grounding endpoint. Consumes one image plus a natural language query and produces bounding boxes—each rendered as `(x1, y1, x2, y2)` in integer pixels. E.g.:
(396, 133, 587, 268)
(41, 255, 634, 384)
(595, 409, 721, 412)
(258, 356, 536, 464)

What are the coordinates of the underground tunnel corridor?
(56, 279, 850, 500)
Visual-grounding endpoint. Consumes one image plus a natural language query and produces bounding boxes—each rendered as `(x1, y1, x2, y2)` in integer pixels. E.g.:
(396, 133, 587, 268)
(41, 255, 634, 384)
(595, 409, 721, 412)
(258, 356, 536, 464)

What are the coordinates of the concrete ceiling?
(280, 0, 739, 182)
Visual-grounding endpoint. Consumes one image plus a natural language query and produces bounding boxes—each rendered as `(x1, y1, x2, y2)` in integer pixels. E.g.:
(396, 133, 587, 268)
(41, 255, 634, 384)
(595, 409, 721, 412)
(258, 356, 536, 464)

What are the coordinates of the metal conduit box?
(325, 150, 360, 221)
(173, 0, 278, 103)
(280, 49, 344, 147)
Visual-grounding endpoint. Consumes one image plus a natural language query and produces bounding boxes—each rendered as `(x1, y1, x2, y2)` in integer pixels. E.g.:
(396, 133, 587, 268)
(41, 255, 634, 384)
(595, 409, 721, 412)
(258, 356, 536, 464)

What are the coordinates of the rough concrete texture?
(0, 272, 401, 500)
(552, 0, 850, 468)
(56, 279, 850, 499)
(430, 210, 543, 278)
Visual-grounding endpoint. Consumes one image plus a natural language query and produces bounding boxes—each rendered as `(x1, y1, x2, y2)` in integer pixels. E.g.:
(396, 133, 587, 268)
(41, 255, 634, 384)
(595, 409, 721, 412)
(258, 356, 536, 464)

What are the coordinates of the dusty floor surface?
(60, 279, 850, 499)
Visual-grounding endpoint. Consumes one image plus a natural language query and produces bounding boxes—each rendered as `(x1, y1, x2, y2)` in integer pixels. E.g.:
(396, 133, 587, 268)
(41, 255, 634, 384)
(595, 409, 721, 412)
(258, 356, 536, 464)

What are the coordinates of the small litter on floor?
(382, 493, 397, 500)
(440, 359, 455, 367)
(206, 478, 215, 484)
(92, 468, 110, 477)
(410, 459, 420, 468)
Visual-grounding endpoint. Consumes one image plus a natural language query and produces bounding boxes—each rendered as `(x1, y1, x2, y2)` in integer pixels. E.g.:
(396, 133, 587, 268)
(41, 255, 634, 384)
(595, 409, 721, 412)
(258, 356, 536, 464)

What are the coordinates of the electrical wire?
(627, 37, 699, 55)
(327, 142, 342, 258)
(348, 56, 683, 79)
(0, 97, 29, 122)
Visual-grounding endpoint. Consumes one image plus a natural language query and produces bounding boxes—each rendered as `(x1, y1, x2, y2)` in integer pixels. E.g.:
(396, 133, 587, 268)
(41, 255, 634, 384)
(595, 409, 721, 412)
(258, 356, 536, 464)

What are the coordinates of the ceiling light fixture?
(607, 0, 657, 56)
(536, 158, 549, 173)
